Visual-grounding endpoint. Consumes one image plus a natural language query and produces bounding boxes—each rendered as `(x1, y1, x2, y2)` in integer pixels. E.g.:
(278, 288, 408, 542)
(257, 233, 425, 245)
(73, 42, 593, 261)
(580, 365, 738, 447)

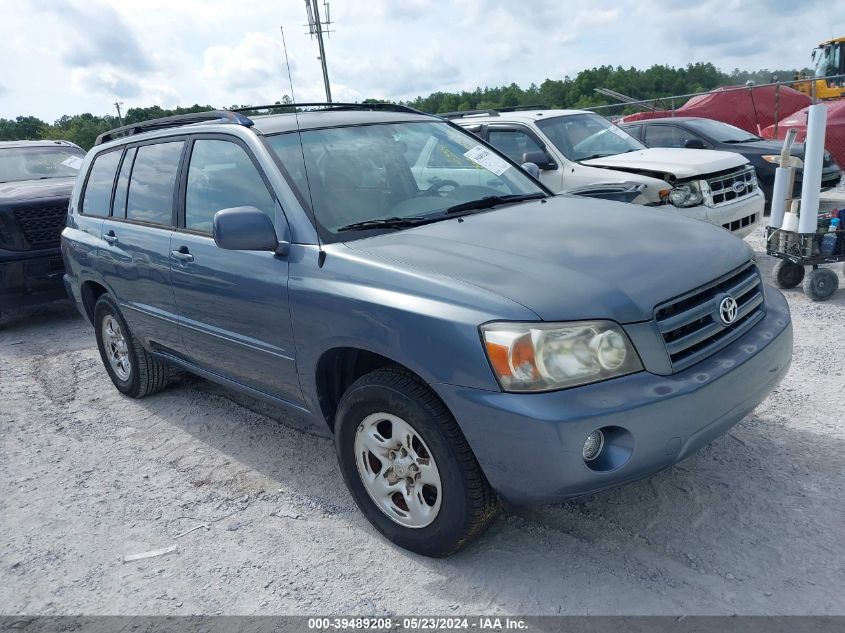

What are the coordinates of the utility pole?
(113, 101, 124, 126)
(304, 0, 333, 102)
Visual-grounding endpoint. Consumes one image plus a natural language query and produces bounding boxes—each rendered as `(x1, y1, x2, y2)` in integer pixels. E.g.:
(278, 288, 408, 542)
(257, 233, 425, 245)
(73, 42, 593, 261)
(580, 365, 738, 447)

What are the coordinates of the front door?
(169, 137, 301, 405)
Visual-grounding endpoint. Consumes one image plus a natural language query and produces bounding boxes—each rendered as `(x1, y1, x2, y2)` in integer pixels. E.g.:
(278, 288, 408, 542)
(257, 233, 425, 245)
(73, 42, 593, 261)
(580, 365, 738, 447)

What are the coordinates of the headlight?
(761, 155, 804, 168)
(480, 321, 643, 392)
(668, 183, 703, 207)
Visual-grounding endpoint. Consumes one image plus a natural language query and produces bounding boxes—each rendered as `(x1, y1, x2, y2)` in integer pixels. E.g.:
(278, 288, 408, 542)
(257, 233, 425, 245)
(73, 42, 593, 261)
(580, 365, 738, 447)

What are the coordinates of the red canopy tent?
(617, 85, 811, 135)
(761, 99, 845, 169)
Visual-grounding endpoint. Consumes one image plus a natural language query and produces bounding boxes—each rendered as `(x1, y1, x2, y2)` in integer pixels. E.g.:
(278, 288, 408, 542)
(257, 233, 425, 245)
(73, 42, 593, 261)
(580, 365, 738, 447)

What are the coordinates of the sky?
(1, 0, 844, 122)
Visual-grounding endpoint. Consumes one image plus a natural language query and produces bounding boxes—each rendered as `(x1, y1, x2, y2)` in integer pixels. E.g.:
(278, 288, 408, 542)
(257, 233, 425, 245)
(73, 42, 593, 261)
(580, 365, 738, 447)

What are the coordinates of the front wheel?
(334, 367, 499, 557)
(772, 260, 805, 289)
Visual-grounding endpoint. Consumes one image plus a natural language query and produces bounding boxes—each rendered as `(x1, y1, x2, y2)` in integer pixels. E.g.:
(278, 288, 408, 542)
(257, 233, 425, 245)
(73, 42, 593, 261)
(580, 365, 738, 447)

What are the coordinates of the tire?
(93, 294, 169, 398)
(334, 366, 499, 557)
(802, 267, 839, 301)
(772, 260, 805, 289)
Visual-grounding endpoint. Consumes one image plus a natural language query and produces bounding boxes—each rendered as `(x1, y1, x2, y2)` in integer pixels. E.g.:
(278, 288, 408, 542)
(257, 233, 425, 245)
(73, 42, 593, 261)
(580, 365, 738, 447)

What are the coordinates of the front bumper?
(673, 189, 764, 239)
(434, 284, 792, 505)
(0, 249, 67, 310)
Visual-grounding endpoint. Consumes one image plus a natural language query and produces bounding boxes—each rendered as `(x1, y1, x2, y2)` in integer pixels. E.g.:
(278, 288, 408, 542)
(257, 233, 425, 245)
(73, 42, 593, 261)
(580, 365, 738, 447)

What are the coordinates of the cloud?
(201, 33, 286, 101)
(38, 0, 154, 73)
(0, 84, 8, 98)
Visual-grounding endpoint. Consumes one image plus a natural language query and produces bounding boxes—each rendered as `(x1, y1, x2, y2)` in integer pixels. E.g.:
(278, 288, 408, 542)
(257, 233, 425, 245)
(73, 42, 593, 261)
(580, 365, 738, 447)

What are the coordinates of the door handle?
(170, 247, 194, 263)
(103, 230, 118, 244)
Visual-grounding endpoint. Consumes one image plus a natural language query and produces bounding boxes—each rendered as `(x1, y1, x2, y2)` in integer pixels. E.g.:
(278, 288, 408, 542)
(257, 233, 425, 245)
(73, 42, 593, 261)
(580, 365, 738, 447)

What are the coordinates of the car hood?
(344, 196, 753, 323)
(724, 141, 840, 169)
(581, 148, 747, 178)
(0, 177, 76, 203)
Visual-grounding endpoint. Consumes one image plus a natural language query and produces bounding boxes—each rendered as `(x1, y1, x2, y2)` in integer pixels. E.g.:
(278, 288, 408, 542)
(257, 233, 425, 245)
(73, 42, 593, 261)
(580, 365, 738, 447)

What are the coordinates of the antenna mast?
(304, 0, 333, 102)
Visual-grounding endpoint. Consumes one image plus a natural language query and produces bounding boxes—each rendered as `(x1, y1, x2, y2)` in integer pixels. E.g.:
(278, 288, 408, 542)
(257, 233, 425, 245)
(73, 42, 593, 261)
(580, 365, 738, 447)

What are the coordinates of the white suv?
(447, 108, 764, 238)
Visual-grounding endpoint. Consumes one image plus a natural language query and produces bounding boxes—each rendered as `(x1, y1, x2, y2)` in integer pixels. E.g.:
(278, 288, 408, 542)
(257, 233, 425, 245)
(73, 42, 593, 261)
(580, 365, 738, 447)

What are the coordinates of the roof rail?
(437, 104, 550, 119)
(438, 109, 499, 120)
(232, 102, 425, 115)
(94, 110, 254, 146)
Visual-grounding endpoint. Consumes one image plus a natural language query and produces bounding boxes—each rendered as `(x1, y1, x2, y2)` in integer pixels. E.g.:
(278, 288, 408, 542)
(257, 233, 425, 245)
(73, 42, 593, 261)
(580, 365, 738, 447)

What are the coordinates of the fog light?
(582, 429, 605, 462)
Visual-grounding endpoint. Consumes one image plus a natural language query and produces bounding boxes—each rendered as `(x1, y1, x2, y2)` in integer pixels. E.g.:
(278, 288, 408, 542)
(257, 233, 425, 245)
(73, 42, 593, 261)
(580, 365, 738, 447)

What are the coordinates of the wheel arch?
(314, 346, 442, 433)
(80, 279, 110, 324)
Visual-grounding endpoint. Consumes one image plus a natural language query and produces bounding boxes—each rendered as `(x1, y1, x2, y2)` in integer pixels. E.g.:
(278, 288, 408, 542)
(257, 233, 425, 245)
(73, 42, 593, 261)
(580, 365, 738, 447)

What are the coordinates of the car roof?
(0, 139, 82, 149)
(451, 109, 592, 124)
(249, 109, 440, 134)
(620, 117, 720, 126)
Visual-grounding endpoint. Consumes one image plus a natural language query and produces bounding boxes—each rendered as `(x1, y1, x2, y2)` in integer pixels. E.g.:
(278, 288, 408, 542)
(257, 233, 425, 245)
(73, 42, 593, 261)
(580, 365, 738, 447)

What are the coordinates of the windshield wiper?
(722, 138, 759, 144)
(336, 216, 435, 232)
(444, 193, 546, 215)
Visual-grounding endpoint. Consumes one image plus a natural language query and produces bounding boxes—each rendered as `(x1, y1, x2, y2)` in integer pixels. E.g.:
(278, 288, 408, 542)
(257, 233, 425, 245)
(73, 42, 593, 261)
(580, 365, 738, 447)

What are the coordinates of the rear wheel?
(802, 267, 839, 301)
(772, 260, 805, 289)
(93, 295, 169, 397)
(334, 367, 499, 557)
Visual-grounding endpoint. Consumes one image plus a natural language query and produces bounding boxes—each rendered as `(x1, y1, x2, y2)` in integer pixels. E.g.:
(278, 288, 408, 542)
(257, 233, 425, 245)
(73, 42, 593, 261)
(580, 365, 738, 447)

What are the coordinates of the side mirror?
(213, 206, 279, 252)
(684, 138, 706, 149)
(522, 150, 557, 171)
(520, 162, 540, 178)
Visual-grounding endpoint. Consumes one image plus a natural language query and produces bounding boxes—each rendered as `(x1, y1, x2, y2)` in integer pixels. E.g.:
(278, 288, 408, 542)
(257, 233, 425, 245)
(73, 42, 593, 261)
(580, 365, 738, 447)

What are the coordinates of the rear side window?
(111, 147, 137, 219)
(185, 140, 275, 233)
(645, 125, 689, 148)
(81, 151, 121, 217)
(126, 141, 184, 226)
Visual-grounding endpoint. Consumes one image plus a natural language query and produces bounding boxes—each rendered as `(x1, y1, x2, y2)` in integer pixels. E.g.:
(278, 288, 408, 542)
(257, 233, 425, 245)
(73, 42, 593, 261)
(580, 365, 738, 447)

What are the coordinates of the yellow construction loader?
(795, 37, 845, 100)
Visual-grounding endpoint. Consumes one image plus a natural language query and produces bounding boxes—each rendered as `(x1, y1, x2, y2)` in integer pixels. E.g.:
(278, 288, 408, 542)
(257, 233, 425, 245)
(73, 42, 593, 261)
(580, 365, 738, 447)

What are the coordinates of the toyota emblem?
(719, 295, 738, 325)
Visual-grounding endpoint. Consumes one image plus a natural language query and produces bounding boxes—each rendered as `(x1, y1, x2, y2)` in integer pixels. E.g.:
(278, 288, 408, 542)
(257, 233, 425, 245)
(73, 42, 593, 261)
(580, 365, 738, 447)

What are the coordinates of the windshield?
(685, 119, 760, 143)
(0, 146, 85, 183)
(814, 44, 841, 78)
(264, 120, 546, 242)
(536, 113, 645, 162)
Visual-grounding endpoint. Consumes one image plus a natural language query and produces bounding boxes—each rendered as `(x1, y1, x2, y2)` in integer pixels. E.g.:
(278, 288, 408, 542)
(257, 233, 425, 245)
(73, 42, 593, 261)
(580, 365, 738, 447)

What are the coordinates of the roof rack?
(437, 104, 550, 119)
(232, 102, 424, 115)
(95, 110, 254, 146)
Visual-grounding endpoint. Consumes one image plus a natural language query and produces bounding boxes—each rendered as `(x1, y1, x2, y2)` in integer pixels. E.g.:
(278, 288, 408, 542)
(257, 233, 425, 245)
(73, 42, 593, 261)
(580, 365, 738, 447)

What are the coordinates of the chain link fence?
(584, 76, 845, 191)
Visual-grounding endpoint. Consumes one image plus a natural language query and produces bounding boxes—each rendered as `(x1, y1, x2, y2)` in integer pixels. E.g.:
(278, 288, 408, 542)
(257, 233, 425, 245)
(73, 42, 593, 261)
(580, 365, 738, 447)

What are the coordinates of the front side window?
(0, 145, 85, 183)
(264, 121, 546, 243)
(185, 140, 275, 233)
(487, 129, 545, 163)
(536, 113, 645, 161)
(81, 150, 121, 217)
(126, 141, 184, 226)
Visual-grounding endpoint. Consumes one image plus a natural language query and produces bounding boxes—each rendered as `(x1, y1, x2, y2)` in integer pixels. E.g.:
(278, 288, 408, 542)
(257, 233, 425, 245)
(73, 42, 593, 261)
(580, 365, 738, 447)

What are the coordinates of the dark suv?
(0, 140, 85, 315)
(62, 105, 792, 556)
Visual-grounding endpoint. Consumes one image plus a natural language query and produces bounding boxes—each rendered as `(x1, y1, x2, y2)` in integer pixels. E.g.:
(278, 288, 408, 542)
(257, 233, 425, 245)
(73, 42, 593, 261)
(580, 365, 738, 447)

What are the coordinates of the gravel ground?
(1, 225, 844, 616)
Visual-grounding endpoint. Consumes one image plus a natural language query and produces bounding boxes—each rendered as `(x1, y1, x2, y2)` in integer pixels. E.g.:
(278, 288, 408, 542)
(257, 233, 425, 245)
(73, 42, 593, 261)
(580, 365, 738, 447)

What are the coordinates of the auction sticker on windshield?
(463, 145, 511, 176)
(61, 156, 84, 170)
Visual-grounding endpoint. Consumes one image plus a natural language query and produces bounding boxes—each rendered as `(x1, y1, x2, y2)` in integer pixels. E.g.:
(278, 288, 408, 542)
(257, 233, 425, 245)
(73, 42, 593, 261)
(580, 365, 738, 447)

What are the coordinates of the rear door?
(98, 139, 185, 352)
(169, 136, 301, 405)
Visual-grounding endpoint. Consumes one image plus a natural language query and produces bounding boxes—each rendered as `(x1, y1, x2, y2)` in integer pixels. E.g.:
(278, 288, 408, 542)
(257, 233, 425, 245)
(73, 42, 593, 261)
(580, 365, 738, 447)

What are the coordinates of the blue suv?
(62, 104, 793, 556)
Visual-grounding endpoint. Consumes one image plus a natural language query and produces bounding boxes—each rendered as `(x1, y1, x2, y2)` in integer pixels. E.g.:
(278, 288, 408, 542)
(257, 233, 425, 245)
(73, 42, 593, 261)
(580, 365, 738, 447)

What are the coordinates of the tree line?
(1, 63, 809, 150)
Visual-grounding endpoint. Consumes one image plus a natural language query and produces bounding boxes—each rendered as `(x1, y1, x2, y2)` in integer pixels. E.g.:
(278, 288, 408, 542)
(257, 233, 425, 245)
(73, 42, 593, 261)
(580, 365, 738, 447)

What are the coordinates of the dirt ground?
(1, 225, 844, 616)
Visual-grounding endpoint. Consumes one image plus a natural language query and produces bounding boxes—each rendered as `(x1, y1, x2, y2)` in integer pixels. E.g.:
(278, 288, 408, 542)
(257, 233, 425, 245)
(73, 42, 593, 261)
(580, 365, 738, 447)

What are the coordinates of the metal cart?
(766, 223, 844, 301)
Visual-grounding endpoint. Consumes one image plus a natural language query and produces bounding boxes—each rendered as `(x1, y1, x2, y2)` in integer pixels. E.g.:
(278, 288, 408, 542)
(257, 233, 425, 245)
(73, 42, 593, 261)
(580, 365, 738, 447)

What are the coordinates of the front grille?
(655, 262, 765, 372)
(12, 203, 68, 249)
(722, 212, 757, 232)
(703, 165, 757, 207)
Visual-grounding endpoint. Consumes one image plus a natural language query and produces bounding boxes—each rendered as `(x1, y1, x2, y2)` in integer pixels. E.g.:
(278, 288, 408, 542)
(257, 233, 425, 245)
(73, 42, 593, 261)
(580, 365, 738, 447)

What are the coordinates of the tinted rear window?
(111, 147, 136, 219)
(81, 150, 121, 217)
(126, 142, 184, 226)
